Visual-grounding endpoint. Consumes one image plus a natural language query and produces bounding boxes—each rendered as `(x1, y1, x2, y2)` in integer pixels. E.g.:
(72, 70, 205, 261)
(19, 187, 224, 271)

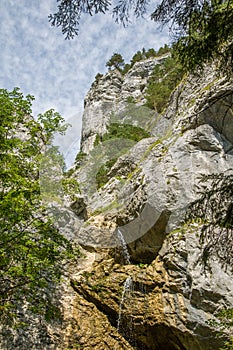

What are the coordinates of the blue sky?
(0, 0, 169, 163)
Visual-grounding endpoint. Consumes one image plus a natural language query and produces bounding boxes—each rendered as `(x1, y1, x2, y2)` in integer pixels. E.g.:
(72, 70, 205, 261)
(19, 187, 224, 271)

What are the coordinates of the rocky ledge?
(67, 60, 233, 350)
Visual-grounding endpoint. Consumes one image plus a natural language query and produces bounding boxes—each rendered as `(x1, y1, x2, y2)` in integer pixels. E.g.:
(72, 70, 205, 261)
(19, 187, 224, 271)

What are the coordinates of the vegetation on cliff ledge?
(145, 54, 184, 112)
(50, 0, 233, 74)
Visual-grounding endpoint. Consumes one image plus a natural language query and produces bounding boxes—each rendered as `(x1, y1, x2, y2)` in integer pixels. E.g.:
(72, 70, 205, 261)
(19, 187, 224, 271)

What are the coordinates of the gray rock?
(71, 61, 233, 349)
(80, 56, 168, 153)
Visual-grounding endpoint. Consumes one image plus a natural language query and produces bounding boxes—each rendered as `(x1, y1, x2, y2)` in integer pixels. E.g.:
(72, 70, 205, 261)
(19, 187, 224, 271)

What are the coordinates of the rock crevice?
(70, 60, 233, 349)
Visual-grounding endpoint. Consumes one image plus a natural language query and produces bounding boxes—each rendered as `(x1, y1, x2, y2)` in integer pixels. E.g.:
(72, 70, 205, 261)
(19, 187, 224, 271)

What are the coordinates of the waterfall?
(116, 228, 131, 265)
(117, 276, 133, 332)
(115, 231, 134, 342)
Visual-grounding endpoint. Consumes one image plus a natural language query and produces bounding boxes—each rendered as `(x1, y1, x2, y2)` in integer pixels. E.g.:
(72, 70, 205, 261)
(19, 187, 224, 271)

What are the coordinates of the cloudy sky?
(0, 0, 169, 164)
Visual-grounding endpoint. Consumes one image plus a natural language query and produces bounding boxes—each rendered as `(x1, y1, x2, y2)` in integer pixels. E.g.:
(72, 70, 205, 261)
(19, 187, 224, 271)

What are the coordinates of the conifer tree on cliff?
(106, 53, 125, 70)
(49, 0, 233, 73)
(49, 0, 233, 276)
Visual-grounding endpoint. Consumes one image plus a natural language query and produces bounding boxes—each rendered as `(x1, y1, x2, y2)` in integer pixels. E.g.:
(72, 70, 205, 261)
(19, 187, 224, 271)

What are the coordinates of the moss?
(90, 284, 104, 292)
(140, 139, 162, 161)
(200, 78, 219, 93)
(166, 222, 195, 239)
(91, 200, 121, 216)
(187, 97, 196, 108)
(126, 96, 136, 104)
(81, 271, 94, 279)
(154, 139, 164, 149)
(75, 151, 87, 169)
(94, 134, 101, 147)
(166, 219, 209, 242)
(137, 125, 176, 165)
(127, 166, 142, 180)
(136, 263, 148, 269)
(115, 175, 125, 181)
(96, 158, 117, 188)
(144, 142, 168, 164)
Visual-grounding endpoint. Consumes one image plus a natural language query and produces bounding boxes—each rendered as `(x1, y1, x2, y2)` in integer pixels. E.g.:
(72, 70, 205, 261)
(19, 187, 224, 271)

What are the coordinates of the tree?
(145, 55, 183, 112)
(130, 50, 144, 66)
(106, 53, 125, 70)
(49, 0, 110, 39)
(49, 0, 233, 73)
(94, 72, 104, 82)
(0, 88, 78, 325)
(156, 44, 170, 56)
(145, 48, 157, 58)
(152, 0, 233, 73)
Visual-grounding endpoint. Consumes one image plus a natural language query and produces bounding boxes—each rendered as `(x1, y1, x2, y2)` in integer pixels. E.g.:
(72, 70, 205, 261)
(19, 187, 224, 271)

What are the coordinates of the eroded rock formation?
(1, 57, 232, 350)
(69, 60, 233, 350)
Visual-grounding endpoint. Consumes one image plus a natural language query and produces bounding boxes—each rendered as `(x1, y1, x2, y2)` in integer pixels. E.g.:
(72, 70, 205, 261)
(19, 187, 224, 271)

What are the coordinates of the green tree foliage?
(145, 48, 157, 58)
(94, 122, 150, 146)
(151, 0, 233, 73)
(208, 308, 233, 349)
(122, 63, 131, 75)
(75, 151, 87, 168)
(37, 108, 69, 144)
(0, 88, 77, 324)
(156, 44, 170, 56)
(49, 0, 233, 73)
(130, 50, 144, 66)
(130, 46, 169, 68)
(145, 55, 183, 112)
(220, 339, 233, 350)
(96, 158, 117, 188)
(106, 53, 125, 70)
(106, 45, 171, 76)
(94, 73, 104, 83)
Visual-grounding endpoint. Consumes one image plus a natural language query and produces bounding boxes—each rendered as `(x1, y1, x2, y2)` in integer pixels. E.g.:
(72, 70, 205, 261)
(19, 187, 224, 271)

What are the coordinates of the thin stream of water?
(116, 228, 131, 265)
(117, 276, 133, 331)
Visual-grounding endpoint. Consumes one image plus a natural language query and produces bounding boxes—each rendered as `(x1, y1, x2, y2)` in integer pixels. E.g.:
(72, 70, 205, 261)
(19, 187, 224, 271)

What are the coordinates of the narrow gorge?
(1, 51, 233, 350)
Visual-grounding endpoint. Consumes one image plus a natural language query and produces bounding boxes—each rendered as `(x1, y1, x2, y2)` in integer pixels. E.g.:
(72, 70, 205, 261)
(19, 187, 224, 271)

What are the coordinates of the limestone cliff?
(2, 56, 232, 350)
(80, 55, 168, 154)
(69, 58, 233, 350)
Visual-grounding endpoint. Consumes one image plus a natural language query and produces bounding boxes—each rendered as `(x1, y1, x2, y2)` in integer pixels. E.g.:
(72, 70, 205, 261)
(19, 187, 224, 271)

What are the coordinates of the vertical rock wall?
(80, 56, 168, 153)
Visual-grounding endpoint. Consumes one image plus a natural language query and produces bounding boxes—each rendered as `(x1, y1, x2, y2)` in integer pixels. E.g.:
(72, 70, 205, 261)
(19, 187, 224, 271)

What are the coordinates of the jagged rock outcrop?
(80, 55, 169, 153)
(76, 65, 233, 257)
(2, 58, 232, 350)
(71, 246, 233, 350)
(69, 61, 233, 350)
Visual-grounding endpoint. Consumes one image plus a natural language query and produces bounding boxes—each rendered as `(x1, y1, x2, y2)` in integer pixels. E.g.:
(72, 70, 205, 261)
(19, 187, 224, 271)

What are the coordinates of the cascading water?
(116, 228, 131, 265)
(115, 230, 135, 344)
(117, 276, 133, 332)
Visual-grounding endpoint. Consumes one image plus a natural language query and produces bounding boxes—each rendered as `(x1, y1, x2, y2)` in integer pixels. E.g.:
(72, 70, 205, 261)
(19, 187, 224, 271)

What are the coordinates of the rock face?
(72, 248, 233, 350)
(2, 58, 232, 350)
(70, 61, 233, 350)
(80, 55, 168, 153)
